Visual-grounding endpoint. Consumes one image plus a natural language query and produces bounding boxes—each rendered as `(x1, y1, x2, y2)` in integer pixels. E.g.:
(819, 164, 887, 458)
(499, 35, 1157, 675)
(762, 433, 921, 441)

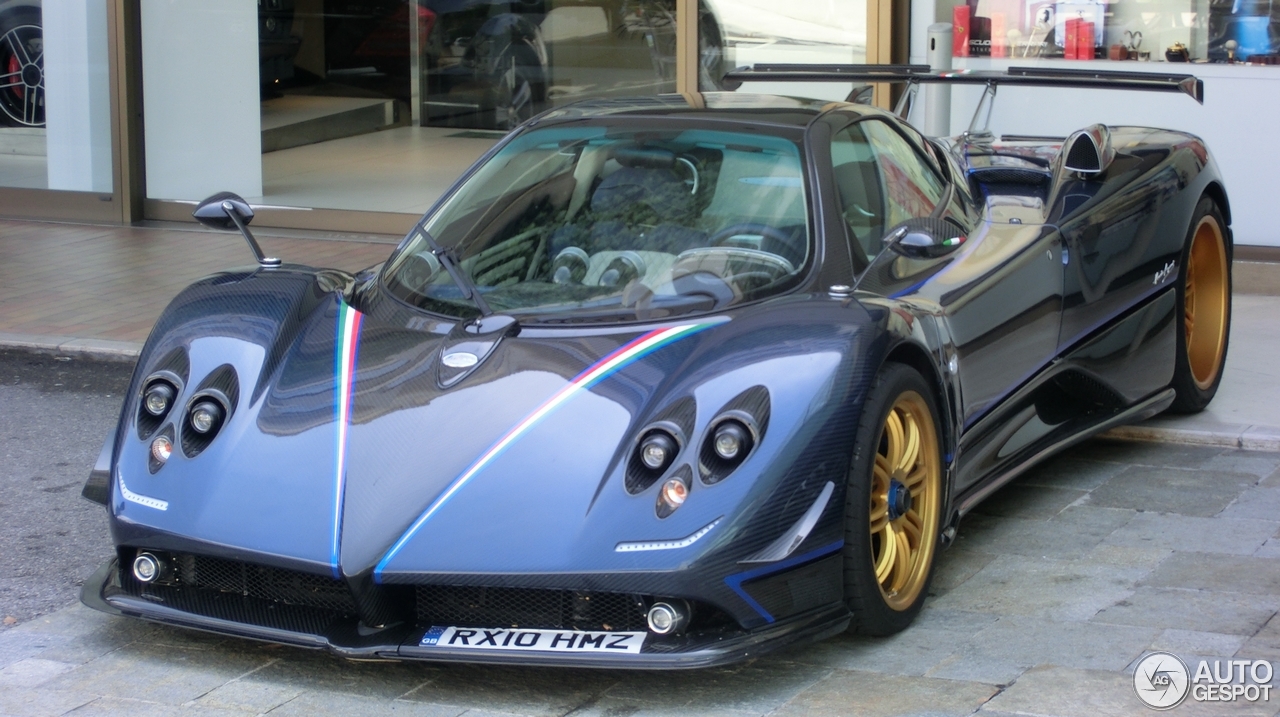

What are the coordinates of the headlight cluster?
(627, 387, 770, 518)
(135, 354, 238, 472)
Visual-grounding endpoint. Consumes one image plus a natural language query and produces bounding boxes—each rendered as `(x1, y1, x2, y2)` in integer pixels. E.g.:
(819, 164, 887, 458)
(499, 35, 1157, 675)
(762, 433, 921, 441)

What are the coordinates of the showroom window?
(0, 1, 114, 196)
(138, 0, 693, 225)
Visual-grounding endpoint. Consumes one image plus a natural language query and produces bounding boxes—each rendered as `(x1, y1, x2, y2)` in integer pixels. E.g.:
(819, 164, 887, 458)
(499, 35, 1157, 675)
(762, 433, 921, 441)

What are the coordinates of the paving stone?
(1085, 465, 1256, 517)
(1152, 629, 1249, 657)
(263, 691, 464, 717)
(58, 697, 250, 717)
(566, 697, 760, 717)
(970, 484, 1088, 520)
(403, 664, 613, 717)
(0, 657, 76, 688)
(929, 616, 1158, 677)
(929, 554, 1144, 622)
(771, 669, 999, 717)
(1075, 439, 1227, 470)
(1018, 455, 1130, 491)
(0, 630, 73, 671)
(190, 668, 302, 713)
(1201, 451, 1280, 480)
(0, 686, 97, 717)
(1092, 587, 1280, 636)
(603, 659, 828, 714)
(1239, 613, 1280, 661)
(774, 619, 975, 677)
(954, 506, 1134, 560)
(40, 641, 271, 706)
(246, 650, 437, 700)
(1080, 544, 1173, 571)
(923, 652, 1026, 685)
(1221, 486, 1280, 521)
(929, 549, 997, 597)
(1103, 513, 1280, 555)
(982, 665, 1157, 717)
(1140, 553, 1280, 595)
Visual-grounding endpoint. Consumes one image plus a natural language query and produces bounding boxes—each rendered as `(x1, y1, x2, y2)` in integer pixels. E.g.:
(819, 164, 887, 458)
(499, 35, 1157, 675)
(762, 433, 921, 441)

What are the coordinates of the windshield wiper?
(421, 229, 493, 317)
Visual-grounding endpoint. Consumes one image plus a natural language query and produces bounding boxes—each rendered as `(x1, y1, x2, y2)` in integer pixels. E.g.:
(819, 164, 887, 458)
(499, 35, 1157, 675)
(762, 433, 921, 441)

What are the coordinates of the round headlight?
(660, 477, 688, 507)
(639, 431, 677, 471)
(143, 383, 174, 417)
(150, 435, 172, 464)
(713, 421, 750, 461)
(190, 400, 223, 434)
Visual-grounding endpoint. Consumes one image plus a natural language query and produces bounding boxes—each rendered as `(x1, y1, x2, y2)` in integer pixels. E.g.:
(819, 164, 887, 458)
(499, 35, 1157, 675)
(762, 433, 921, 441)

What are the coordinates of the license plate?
(419, 626, 646, 654)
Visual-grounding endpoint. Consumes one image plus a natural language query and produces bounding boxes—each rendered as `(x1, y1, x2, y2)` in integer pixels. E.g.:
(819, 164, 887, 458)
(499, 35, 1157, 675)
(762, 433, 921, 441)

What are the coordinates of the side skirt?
(954, 387, 1174, 516)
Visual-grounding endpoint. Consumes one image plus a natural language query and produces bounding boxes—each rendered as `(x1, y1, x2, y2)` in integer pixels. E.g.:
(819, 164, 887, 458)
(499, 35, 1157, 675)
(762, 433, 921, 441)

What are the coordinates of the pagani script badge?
(1133, 651, 1190, 710)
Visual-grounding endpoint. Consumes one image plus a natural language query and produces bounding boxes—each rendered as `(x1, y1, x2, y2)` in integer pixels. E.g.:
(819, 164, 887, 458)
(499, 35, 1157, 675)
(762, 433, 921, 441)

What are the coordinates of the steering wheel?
(708, 223, 796, 249)
(674, 247, 796, 287)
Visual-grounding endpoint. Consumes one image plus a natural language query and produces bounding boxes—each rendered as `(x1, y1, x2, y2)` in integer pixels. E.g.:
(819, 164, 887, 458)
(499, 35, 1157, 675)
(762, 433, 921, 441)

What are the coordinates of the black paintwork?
(82, 92, 1230, 667)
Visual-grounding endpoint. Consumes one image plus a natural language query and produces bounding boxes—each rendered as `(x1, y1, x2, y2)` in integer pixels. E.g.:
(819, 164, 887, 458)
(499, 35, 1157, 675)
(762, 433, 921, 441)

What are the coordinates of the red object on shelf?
(1064, 18, 1079, 60)
(1078, 20, 1094, 59)
(991, 12, 1007, 58)
(953, 5, 971, 57)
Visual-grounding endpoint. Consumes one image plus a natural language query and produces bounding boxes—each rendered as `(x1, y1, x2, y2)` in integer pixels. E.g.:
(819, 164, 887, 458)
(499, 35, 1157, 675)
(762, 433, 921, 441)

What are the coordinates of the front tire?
(1169, 197, 1231, 413)
(843, 363, 943, 636)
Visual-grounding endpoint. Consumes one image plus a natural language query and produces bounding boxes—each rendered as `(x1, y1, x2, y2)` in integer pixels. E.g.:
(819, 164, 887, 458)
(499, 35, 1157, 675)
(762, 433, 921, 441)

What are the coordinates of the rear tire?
(0, 6, 43, 128)
(1168, 197, 1231, 413)
(843, 363, 943, 636)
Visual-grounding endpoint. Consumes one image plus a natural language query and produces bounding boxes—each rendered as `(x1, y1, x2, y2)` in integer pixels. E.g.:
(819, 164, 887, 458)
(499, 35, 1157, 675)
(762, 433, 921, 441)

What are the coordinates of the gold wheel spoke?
(889, 528, 912, 593)
(897, 411, 920, 475)
(884, 410, 904, 471)
(874, 525, 895, 583)
(904, 465, 928, 491)
(901, 510, 923, 547)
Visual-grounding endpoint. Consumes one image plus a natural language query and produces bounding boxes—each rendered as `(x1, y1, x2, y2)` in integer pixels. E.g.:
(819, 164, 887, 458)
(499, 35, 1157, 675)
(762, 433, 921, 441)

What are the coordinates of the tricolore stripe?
(332, 302, 363, 578)
(373, 321, 715, 580)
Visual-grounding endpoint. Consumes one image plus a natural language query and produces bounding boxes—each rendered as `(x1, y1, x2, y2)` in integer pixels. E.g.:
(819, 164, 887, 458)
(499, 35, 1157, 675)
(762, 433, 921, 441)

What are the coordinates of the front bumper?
(81, 559, 850, 668)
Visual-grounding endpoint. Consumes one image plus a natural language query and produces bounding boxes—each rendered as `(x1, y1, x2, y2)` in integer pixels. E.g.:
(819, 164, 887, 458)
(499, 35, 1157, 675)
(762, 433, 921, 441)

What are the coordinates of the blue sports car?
(82, 67, 1231, 667)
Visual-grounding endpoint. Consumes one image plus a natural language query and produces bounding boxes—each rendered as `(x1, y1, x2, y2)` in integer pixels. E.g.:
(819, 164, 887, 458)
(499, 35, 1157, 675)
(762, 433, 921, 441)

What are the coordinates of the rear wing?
(722, 64, 1204, 104)
(723, 64, 1202, 136)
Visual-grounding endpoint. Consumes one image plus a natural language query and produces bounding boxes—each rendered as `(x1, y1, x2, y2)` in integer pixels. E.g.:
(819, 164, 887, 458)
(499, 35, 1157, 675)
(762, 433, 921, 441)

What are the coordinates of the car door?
(831, 119, 1063, 454)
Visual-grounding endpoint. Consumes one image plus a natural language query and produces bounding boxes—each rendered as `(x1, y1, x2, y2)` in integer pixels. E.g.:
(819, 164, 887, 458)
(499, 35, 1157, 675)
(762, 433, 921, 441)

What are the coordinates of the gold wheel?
(869, 391, 941, 611)
(1184, 214, 1228, 390)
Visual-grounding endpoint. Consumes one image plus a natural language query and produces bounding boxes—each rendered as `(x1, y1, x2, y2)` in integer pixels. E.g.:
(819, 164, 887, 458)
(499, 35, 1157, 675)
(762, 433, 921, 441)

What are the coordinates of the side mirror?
(192, 192, 280, 267)
(883, 217, 966, 260)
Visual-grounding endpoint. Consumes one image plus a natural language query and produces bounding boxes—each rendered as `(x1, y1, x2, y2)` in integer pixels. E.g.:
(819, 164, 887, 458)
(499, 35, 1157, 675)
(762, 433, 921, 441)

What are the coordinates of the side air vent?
(1062, 124, 1115, 176)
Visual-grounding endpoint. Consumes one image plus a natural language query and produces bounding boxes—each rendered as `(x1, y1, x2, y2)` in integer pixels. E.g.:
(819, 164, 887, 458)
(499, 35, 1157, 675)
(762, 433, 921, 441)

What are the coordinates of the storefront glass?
(952, 0, 1280, 62)
(699, 0, 867, 99)
(139, 0, 690, 218)
(0, 0, 114, 194)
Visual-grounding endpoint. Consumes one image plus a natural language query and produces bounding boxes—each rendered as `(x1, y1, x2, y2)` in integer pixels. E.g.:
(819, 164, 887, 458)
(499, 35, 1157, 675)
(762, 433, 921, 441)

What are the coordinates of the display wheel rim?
(1184, 214, 1228, 390)
(869, 390, 941, 611)
(0, 24, 43, 127)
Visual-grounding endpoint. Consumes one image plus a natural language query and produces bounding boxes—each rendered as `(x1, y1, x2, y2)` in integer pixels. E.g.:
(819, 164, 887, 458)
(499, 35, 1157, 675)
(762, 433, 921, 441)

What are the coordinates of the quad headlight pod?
(699, 387, 769, 485)
(189, 400, 224, 434)
(639, 430, 677, 471)
(143, 382, 175, 417)
(712, 420, 751, 461)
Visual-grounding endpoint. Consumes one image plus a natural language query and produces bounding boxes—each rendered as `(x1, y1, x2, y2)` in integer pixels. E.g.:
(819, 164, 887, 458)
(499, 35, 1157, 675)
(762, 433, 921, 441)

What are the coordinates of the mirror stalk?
(222, 201, 281, 268)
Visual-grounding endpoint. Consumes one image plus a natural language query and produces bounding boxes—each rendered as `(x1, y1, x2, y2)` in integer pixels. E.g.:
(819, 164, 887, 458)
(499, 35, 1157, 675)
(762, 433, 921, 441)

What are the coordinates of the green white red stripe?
(374, 321, 716, 579)
(332, 301, 363, 578)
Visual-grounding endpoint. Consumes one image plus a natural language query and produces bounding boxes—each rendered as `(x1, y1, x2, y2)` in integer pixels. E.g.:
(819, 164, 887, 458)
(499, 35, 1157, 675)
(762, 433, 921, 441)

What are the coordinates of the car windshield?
(382, 121, 811, 323)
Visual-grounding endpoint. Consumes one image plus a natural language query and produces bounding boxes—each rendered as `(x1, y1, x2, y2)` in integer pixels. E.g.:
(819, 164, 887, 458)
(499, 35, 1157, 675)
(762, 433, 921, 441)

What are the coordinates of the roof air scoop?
(1063, 124, 1115, 176)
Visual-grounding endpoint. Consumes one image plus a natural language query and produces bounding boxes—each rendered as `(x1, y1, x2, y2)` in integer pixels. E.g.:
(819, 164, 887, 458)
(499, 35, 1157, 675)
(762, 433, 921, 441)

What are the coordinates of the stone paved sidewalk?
(2, 439, 1277, 717)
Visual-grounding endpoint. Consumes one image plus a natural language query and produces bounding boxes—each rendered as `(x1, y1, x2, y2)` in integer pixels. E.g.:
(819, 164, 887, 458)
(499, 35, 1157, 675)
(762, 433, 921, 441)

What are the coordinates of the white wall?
(43, 0, 113, 193)
(909, 3, 1280, 247)
(141, 0, 261, 201)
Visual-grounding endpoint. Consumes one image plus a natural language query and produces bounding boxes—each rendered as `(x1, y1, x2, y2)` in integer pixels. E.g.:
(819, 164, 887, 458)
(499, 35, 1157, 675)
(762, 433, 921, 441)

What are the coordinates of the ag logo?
(1134, 651, 1191, 710)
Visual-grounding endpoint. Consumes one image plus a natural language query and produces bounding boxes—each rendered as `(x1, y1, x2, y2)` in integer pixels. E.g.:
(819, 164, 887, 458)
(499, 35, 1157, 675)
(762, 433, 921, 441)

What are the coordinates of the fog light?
(190, 400, 223, 434)
(150, 435, 172, 464)
(144, 383, 174, 416)
(661, 478, 687, 507)
(640, 431, 677, 471)
(132, 552, 162, 583)
(646, 601, 689, 635)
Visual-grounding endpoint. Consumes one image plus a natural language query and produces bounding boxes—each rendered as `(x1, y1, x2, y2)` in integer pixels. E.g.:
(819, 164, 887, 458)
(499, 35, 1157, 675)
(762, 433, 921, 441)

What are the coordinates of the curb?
(0, 332, 141, 363)
(2, 334, 1278, 453)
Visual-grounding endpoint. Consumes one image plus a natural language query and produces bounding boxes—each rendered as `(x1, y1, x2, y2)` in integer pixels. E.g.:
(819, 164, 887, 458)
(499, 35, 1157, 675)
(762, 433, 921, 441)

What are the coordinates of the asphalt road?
(0, 351, 128, 627)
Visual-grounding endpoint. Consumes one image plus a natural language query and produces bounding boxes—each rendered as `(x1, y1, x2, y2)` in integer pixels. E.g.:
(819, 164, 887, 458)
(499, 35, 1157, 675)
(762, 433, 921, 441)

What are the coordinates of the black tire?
(0, 5, 43, 128)
(1168, 196, 1232, 413)
(843, 362, 944, 636)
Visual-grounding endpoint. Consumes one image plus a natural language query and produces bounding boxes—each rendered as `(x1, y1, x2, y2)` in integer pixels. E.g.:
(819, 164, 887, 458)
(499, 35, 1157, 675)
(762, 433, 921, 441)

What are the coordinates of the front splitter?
(81, 558, 851, 669)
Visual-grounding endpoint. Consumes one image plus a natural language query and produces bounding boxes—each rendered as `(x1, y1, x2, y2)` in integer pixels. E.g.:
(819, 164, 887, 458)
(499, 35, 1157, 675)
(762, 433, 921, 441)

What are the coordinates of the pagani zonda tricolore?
(82, 67, 1231, 667)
